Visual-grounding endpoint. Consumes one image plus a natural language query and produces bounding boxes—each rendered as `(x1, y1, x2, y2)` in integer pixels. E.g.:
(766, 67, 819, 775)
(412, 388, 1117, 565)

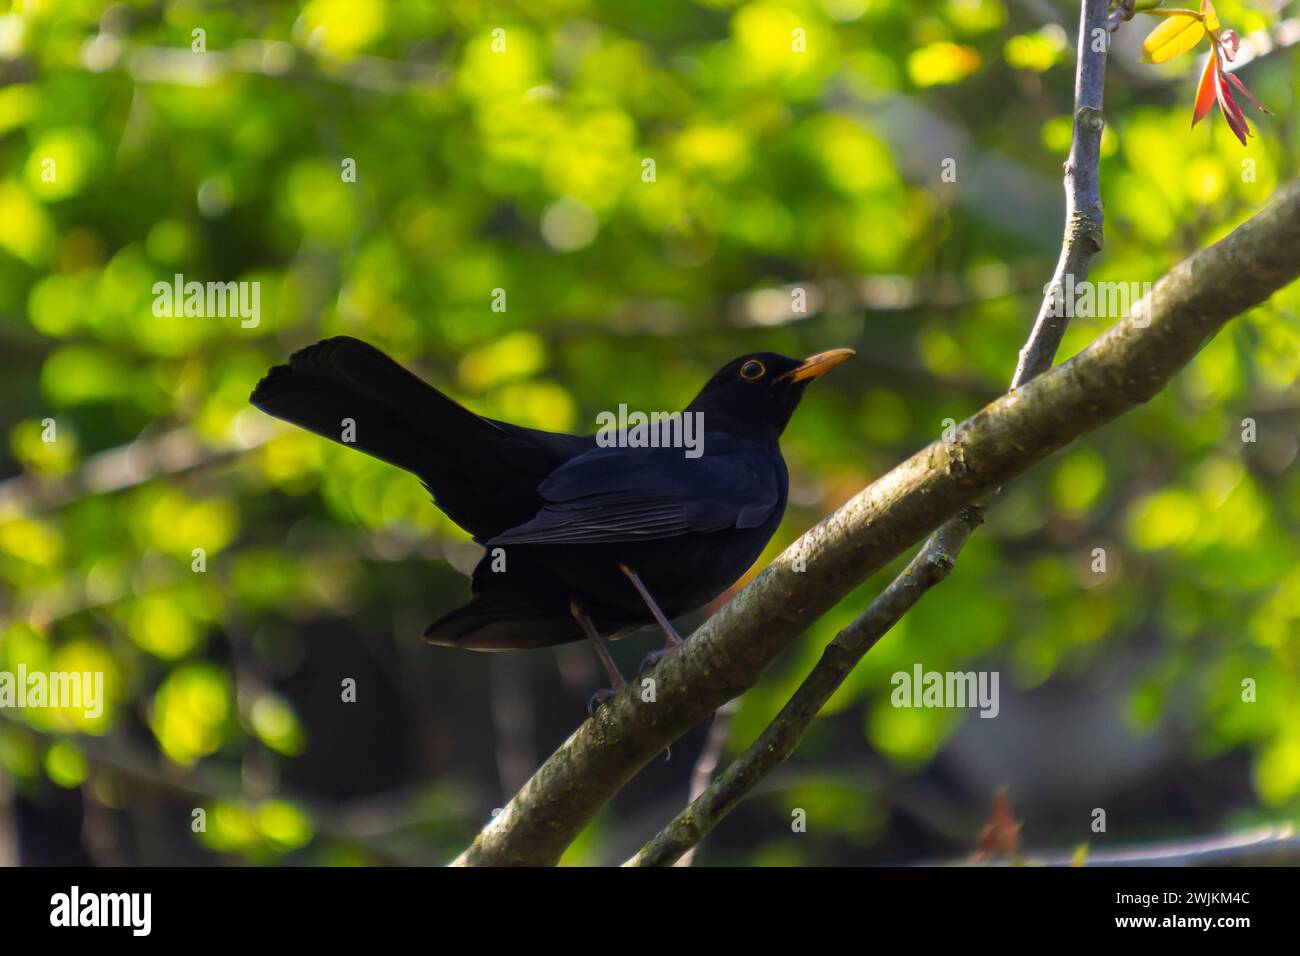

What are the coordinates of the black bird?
(249, 337, 852, 710)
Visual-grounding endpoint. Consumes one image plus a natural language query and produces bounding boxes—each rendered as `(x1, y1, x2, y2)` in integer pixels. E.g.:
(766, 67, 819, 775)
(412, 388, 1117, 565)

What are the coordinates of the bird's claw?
(638, 647, 672, 677)
(587, 687, 618, 716)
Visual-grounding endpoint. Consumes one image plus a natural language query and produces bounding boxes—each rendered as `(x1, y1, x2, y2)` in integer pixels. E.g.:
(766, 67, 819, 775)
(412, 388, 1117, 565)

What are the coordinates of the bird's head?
(686, 349, 854, 437)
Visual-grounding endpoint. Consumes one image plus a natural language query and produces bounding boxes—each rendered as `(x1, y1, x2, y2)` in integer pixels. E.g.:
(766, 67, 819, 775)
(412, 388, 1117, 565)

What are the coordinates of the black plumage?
(250, 336, 851, 697)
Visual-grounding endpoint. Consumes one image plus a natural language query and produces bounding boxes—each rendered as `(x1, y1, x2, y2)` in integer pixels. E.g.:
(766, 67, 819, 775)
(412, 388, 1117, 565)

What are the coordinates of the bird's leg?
(619, 563, 684, 645)
(569, 599, 624, 715)
(619, 563, 684, 676)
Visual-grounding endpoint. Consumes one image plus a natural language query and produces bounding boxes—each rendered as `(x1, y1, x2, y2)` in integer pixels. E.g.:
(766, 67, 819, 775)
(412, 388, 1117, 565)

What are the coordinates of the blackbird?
(249, 337, 852, 710)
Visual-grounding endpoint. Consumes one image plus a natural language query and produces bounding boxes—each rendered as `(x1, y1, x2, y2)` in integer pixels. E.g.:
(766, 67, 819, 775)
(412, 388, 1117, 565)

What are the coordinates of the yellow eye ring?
(740, 359, 766, 381)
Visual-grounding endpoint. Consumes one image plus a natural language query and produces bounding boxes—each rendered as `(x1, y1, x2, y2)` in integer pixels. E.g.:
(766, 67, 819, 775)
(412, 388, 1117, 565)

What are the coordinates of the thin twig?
(0, 719, 462, 865)
(0, 425, 270, 515)
(674, 700, 737, 867)
(0, 769, 17, 867)
(936, 824, 1300, 867)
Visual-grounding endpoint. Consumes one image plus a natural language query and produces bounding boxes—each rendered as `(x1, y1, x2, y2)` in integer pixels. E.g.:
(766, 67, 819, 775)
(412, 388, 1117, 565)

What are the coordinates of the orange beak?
(779, 348, 855, 383)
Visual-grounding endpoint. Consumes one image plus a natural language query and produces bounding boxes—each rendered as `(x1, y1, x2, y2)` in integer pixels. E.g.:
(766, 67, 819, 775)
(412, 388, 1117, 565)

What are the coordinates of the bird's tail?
(424, 592, 589, 650)
(249, 336, 492, 482)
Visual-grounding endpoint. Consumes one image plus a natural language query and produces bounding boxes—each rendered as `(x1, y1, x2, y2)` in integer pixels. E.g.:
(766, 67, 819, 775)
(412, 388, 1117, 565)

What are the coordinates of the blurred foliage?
(0, 0, 1298, 866)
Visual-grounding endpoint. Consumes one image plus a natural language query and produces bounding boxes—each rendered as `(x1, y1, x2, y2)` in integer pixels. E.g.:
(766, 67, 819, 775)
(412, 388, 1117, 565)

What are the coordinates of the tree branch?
(629, 0, 1115, 868)
(455, 171, 1300, 866)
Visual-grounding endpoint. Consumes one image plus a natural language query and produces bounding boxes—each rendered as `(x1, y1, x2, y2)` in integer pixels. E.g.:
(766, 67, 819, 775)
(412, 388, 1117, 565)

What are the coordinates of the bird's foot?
(587, 687, 618, 716)
(638, 646, 674, 678)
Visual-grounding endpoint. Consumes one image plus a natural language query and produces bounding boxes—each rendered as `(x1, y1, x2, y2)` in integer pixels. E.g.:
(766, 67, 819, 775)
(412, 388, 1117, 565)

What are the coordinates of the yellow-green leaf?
(1200, 0, 1221, 33)
(1141, 14, 1207, 63)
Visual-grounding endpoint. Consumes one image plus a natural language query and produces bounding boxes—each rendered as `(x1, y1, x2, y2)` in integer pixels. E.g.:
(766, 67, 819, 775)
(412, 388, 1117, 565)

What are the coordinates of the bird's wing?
(489, 441, 781, 545)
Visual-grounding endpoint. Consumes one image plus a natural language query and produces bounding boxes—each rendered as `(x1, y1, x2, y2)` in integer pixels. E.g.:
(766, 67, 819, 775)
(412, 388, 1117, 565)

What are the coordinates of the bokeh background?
(1, 0, 1298, 866)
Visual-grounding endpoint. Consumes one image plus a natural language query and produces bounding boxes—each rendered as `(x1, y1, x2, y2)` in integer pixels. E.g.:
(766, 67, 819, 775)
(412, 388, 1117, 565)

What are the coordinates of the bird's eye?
(740, 359, 766, 381)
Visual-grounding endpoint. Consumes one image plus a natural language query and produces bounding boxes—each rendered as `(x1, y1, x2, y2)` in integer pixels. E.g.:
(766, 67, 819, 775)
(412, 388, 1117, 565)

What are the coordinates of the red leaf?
(1192, 47, 1217, 127)
(973, 789, 1022, 861)
(1224, 68, 1273, 115)
(1220, 29, 1240, 61)
(1214, 66, 1250, 145)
